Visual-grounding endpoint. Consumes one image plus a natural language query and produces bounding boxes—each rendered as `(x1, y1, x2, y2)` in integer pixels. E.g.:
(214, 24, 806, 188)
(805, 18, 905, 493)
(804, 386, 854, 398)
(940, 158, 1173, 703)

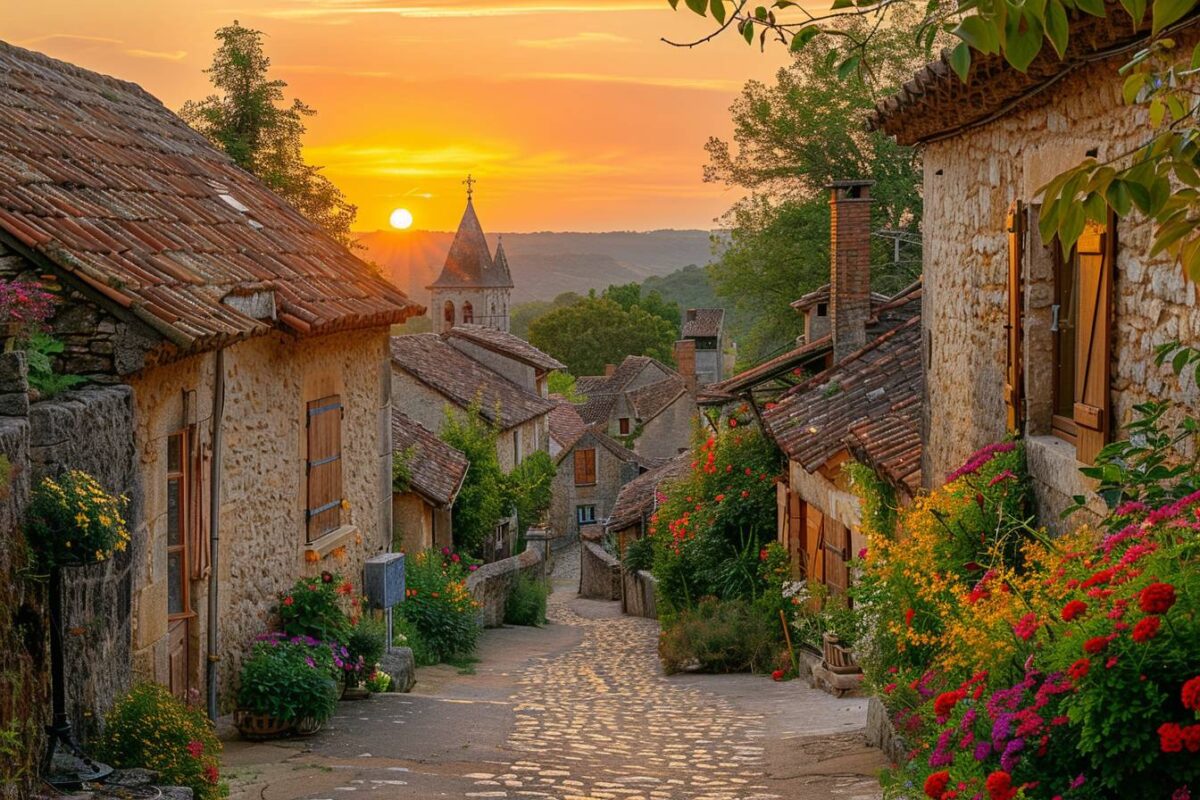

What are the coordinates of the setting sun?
(389, 208, 414, 230)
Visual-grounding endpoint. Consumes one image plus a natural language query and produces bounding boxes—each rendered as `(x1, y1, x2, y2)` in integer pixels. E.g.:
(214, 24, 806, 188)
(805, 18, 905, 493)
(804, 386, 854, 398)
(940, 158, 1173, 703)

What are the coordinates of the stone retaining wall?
(466, 542, 546, 628)
(579, 540, 620, 601)
(865, 695, 907, 766)
(620, 569, 657, 619)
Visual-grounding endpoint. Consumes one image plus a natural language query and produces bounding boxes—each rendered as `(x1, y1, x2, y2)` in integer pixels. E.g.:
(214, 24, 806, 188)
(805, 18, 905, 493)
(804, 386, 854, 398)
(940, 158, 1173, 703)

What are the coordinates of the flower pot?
(234, 709, 294, 740)
(821, 632, 860, 675)
(341, 685, 371, 701)
(294, 716, 324, 736)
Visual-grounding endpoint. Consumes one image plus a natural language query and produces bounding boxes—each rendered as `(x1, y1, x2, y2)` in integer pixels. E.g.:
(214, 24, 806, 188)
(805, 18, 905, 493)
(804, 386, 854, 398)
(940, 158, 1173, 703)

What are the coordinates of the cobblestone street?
(222, 546, 884, 799)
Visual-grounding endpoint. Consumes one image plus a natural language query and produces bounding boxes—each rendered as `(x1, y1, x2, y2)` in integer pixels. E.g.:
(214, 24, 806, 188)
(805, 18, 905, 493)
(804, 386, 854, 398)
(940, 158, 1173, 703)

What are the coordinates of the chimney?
(828, 179, 874, 363)
(674, 339, 696, 393)
(685, 309, 697, 324)
(604, 363, 617, 377)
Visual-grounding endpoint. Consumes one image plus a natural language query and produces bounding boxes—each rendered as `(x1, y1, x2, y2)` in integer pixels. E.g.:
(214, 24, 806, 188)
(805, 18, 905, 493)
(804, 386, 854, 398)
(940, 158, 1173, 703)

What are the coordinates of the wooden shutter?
(573, 448, 596, 485)
(1005, 201, 1024, 432)
(823, 519, 850, 595)
(1073, 215, 1114, 464)
(306, 395, 343, 541)
(804, 504, 825, 585)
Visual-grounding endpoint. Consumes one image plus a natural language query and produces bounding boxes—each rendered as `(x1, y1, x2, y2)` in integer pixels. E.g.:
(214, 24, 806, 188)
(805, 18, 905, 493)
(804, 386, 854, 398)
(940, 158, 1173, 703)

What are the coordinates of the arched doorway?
(463, 301, 474, 324)
(443, 300, 455, 326)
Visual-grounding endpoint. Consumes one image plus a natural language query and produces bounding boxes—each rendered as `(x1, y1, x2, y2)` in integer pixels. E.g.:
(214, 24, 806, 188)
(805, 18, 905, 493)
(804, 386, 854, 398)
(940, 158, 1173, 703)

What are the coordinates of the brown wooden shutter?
(1073, 215, 1114, 464)
(306, 395, 343, 541)
(804, 504, 825, 585)
(1005, 201, 1024, 432)
(823, 519, 850, 595)
(573, 448, 596, 485)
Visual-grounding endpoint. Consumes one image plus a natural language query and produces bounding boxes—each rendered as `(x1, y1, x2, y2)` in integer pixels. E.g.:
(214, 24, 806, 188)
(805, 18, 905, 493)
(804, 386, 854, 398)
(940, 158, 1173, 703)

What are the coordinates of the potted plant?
(341, 619, 386, 700)
(235, 639, 337, 739)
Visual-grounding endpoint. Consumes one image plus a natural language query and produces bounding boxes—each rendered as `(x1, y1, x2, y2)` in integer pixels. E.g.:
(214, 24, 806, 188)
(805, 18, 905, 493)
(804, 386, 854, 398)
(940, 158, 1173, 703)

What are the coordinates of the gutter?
(206, 347, 226, 720)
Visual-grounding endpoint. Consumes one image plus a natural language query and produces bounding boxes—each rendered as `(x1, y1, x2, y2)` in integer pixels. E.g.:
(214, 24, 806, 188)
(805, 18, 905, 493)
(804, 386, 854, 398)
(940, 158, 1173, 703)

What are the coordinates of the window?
(463, 301, 474, 324)
(618, 418, 630, 436)
(576, 505, 597, 525)
(443, 301, 455, 326)
(573, 448, 596, 485)
(166, 431, 190, 617)
(306, 395, 343, 541)
(816, 302, 828, 317)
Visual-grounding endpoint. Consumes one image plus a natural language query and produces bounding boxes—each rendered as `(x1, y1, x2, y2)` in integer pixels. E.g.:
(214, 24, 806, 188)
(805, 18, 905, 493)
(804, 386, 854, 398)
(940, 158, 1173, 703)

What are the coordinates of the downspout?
(206, 348, 226, 721)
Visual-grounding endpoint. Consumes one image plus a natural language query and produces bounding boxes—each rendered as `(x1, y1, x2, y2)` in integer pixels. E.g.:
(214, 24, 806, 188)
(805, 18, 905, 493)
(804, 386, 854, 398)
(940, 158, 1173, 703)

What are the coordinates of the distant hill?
(358, 229, 721, 305)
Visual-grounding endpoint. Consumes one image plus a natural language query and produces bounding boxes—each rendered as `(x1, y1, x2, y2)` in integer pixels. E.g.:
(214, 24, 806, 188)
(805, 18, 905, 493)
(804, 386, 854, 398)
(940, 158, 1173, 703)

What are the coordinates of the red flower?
(1083, 636, 1111, 655)
(337, 581, 354, 596)
(1140, 582, 1177, 615)
(741, 490, 750, 498)
(771, 669, 784, 682)
(1012, 612, 1039, 641)
(1182, 676, 1200, 711)
(904, 607, 915, 628)
(1068, 658, 1090, 682)
(1184, 725, 1200, 753)
(715, 493, 725, 502)
(203, 764, 220, 784)
(186, 740, 204, 758)
(282, 596, 294, 606)
(1061, 600, 1087, 622)
(1132, 616, 1161, 643)
(923, 770, 951, 799)
(728, 418, 738, 428)
(320, 571, 334, 583)
(934, 690, 966, 719)
(985, 770, 1017, 800)
(1080, 568, 1115, 589)
(759, 548, 769, 561)
(1159, 722, 1184, 753)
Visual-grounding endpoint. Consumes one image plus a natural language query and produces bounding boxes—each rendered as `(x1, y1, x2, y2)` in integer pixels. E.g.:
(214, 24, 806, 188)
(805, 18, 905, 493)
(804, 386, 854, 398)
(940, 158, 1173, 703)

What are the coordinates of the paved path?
(222, 546, 884, 799)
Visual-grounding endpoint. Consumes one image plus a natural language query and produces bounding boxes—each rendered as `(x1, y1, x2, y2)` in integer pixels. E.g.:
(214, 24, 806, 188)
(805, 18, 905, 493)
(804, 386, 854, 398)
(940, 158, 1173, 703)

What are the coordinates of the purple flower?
(960, 707, 977, 731)
(1000, 738, 1025, 772)
(973, 741, 992, 762)
(991, 714, 1013, 745)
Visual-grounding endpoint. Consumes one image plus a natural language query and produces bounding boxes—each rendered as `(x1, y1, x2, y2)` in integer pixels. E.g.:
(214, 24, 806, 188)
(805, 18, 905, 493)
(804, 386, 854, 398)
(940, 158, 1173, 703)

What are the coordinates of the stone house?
(442, 323, 565, 400)
(679, 308, 726, 386)
(576, 356, 696, 461)
(548, 415, 658, 545)
(0, 41, 423, 707)
(605, 454, 691, 555)
(429, 191, 513, 334)
(868, 14, 1200, 529)
(391, 409, 469, 556)
(548, 397, 588, 459)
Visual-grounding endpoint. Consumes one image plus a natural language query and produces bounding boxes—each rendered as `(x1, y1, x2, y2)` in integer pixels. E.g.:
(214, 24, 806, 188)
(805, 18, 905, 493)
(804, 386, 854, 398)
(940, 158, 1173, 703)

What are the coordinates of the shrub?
(505, 450, 555, 540)
(622, 535, 655, 573)
(345, 617, 386, 686)
(504, 572, 548, 626)
(440, 404, 507, 558)
(365, 668, 392, 693)
(658, 597, 781, 675)
(97, 683, 226, 800)
(235, 640, 337, 725)
(277, 571, 353, 643)
(24, 333, 84, 397)
(399, 549, 481, 663)
(392, 615, 436, 667)
(25, 470, 130, 569)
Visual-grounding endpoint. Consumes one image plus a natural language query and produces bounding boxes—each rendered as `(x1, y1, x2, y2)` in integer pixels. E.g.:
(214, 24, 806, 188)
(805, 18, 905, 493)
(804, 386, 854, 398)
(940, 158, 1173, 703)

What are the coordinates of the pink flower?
(1012, 613, 1038, 641)
(187, 740, 204, 758)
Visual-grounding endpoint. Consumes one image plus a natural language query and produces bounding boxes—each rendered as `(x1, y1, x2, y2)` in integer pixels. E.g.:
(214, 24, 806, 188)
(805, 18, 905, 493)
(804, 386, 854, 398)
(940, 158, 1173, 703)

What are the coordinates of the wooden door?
(166, 430, 196, 700)
(823, 518, 850, 595)
(787, 491, 802, 579)
(804, 504, 825, 585)
(1073, 217, 1114, 464)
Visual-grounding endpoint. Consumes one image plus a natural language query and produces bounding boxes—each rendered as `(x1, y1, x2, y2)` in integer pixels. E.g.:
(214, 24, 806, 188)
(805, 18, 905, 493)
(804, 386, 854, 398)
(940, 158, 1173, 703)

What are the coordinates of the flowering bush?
(25, 470, 130, 569)
(236, 639, 337, 725)
(344, 617, 386, 687)
(0, 280, 55, 332)
(277, 571, 354, 643)
(399, 548, 480, 664)
(97, 683, 226, 800)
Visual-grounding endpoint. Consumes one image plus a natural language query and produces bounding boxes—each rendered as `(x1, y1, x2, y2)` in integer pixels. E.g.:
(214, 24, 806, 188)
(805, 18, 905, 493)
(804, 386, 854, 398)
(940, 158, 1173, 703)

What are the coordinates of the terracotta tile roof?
(558, 428, 662, 470)
(428, 198, 512, 289)
(548, 398, 588, 451)
(576, 355, 688, 425)
(682, 308, 724, 339)
(606, 454, 691, 532)
(390, 334, 554, 430)
(867, 11, 1184, 145)
(628, 375, 687, 422)
(443, 324, 565, 372)
(763, 316, 923, 484)
(844, 395, 923, 495)
(0, 41, 422, 354)
(392, 409, 469, 508)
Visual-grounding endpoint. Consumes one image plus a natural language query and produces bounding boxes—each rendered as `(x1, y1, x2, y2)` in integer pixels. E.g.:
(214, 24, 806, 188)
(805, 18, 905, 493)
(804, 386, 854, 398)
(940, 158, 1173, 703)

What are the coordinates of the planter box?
(821, 632, 861, 675)
(234, 709, 293, 741)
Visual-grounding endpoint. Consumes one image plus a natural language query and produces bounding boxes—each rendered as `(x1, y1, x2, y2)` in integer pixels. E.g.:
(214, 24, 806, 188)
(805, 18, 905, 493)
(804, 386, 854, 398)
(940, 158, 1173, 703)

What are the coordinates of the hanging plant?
(26, 470, 130, 569)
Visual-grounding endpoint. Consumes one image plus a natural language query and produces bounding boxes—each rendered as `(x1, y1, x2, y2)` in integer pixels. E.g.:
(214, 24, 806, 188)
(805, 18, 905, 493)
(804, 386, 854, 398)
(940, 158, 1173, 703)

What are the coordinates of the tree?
(503, 450, 556, 542)
(528, 296, 676, 377)
(180, 22, 359, 248)
(510, 291, 582, 339)
(439, 403, 506, 559)
(602, 283, 683, 339)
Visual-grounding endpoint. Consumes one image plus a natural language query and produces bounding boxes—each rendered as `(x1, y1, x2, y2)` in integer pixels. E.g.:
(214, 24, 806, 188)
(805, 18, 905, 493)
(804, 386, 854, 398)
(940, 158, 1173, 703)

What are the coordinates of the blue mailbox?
(363, 552, 405, 609)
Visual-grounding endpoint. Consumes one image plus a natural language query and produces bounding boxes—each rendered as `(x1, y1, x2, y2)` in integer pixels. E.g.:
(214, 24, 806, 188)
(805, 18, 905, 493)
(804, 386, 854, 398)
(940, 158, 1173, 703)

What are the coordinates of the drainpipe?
(206, 348, 226, 721)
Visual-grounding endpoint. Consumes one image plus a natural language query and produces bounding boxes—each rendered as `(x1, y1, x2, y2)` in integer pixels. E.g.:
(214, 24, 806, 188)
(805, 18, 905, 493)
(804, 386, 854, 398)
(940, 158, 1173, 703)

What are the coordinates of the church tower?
(428, 176, 514, 334)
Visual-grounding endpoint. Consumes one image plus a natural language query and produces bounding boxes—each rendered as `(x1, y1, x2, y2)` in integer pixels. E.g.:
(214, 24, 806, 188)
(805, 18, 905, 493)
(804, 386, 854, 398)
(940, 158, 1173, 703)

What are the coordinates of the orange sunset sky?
(8, 1, 791, 232)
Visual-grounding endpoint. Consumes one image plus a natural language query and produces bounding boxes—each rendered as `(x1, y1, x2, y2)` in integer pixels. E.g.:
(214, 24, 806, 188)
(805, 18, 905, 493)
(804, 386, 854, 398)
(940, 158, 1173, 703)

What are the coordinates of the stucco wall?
(391, 371, 458, 434)
(393, 493, 433, 555)
(127, 328, 392, 707)
(636, 395, 697, 461)
(921, 44, 1200, 514)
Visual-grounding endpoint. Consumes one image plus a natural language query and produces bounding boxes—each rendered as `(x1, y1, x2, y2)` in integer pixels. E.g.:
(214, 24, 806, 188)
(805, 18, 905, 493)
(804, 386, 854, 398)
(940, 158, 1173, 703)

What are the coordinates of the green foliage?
(510, 292, 582, 339)
(601, 283, 683, 338)
(276, 573, 352, 643)
(345, 617, 387, 686)
(26, 470, 130, 569)
(179, 21, 358, 248)
(622, 535, 655, 573)
(528, 295, 676, 377)
(547, 370, 586, 402)
(399, 549, 481, 664)
(505, 450, 555, 539)
(440, 402, 507, 559)
(658, 597, 782, 675)
(392, 615, 437, 667)
(23, 333, 84, 397)
(365, 669, 392, 693)
(98, 683, 227, 800)
(844, 460, 899, 539)
(235, 640, 337, 725)
(504, 572, 548, 626)
(391, 445, 415, 494)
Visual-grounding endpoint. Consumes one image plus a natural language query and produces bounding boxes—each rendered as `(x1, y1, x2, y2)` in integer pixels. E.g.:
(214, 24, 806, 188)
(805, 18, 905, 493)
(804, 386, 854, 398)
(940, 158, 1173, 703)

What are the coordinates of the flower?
(1060, 600, 1087, 622)
(985, 770, 1017, 800)
(186, 740, 204, 758)
(203, 764, 220, 784)
(1083, 636, 1111, 655)
(905, 607, 915, 628)
(1132, 616, 1161, 643)
(728, 418, 738, 428)
(1184, 725, 1200, 753)
(1068, 658, 1090, 682)
(1140, 582, 1177, 615)
(923, 770, 951, 799)
(282, 596, 294, 607)
(771, 669, 784, 681)
(1182, 676, 1200, 711)
(321, 571, 334, 583)
(934, 690, 965, 719)
(1012, 612, 1039, 641)
(1159, 722, 1184, 753)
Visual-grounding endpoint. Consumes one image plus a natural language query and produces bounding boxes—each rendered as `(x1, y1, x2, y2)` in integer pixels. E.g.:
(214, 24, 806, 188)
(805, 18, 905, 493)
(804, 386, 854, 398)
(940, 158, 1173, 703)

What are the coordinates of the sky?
(8, 1, 792, 233)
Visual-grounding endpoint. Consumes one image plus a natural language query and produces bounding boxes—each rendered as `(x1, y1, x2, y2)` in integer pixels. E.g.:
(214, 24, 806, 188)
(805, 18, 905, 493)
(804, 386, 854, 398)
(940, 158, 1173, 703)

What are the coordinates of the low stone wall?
(866, 695, 907, 765)
(466, 544, 545, 628)
(579, 540, 620, 601)
(621, 569, 657, 619)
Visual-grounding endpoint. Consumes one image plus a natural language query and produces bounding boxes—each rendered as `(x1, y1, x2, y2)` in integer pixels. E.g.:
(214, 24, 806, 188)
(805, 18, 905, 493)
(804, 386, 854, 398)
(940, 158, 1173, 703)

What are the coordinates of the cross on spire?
(463, 174, 476, 199)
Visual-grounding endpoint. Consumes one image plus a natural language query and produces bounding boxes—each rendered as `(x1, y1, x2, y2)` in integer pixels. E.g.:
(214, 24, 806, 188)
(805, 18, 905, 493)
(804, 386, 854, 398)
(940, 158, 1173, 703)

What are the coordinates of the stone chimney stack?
(828, 179, 874, 363)
(674, 339, 696, 393)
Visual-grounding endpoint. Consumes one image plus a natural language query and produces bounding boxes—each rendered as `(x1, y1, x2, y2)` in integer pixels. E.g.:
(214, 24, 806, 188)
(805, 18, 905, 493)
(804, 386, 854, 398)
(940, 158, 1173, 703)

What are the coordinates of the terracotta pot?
(294, 716, 324, 736)
(234, 709, 293, 740)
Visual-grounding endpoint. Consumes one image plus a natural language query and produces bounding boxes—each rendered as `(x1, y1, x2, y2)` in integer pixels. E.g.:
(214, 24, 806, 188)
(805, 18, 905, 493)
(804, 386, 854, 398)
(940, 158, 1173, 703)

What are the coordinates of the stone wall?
(465, 539, 547, 627)
(636, 394, 696, 462)
(921, 36, 1200, 526)
(579, 538, 620, 601)
(550, 434, 639, 546)
(620, 569, 658, 620)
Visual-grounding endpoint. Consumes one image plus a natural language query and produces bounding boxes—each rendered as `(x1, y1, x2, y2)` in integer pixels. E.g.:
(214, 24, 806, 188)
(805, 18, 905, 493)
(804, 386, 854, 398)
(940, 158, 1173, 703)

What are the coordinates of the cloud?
(18, 34, 186, 61)
(303, 142, 631, 180)
(255, 0, 661, 19)
(123, 48, 188, 61)
(508, 71, 743, 92)
(276, 64, 398, 79)
(516, 31, 633, 48)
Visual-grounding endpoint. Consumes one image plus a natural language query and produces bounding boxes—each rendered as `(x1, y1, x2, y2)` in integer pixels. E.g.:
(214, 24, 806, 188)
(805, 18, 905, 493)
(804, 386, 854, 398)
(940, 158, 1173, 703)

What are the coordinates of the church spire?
(426, 180, 513, 291)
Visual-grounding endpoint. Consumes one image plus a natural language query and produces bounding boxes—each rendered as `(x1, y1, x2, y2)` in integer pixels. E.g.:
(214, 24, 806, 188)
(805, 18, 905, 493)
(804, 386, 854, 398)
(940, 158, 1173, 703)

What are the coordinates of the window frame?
(576, 504, 597, 525)
(1050, 243, 1079, 444)
(618, 417, 631, 436)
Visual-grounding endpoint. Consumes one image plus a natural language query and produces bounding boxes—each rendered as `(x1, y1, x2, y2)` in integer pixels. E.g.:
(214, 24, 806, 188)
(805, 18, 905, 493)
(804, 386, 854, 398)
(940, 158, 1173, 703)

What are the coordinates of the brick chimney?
(604, 363, 616, 377)
(828, 179, 874, 363)
(674, 339, 696, 392)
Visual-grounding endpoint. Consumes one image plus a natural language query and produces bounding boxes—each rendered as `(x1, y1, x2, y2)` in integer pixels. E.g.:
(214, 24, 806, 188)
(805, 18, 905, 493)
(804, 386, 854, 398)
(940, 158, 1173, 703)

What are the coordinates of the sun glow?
(389, 208, 414, 229)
